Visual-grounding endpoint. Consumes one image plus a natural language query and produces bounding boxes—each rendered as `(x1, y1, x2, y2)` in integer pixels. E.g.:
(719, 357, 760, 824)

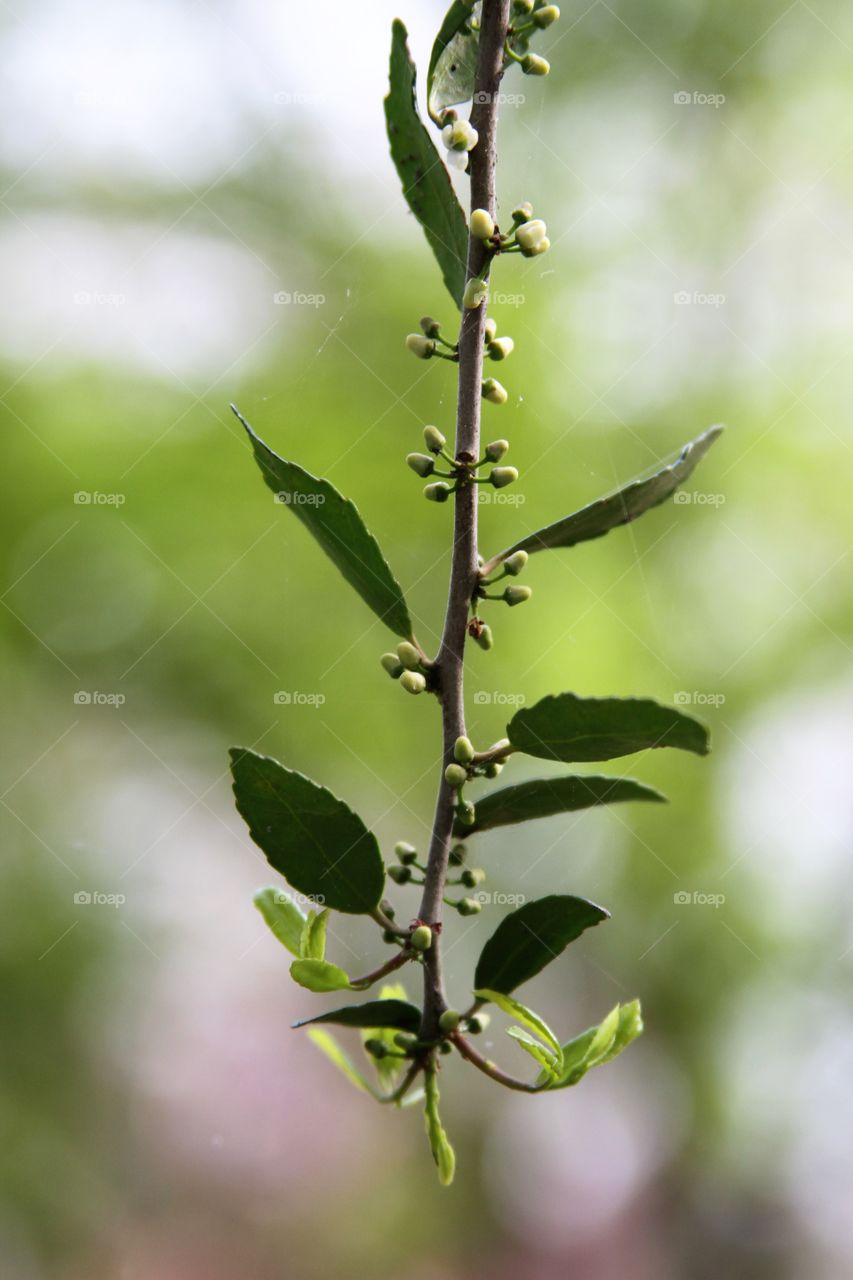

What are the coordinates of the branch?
(349, 948, 412, 991)
(451, 1032, 547, 1093)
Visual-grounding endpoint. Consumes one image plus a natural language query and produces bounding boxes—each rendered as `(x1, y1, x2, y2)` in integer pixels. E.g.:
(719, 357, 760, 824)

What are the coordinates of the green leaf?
(454, 773, 666, 836)
(230, 748, 385, 915)
(300, 908, 329, 961)
(473, 894, 609, 996)
(506, 1026, 561, 1081)
(385, 20, 469, 307)
(427, 1, 480, 123)
(233, 410, 413, 640)
(361, 983, 411, 1087)
(543, 999, 643, 1089)
(290, 959, 352, 993)
(482, 426, 723, 573)
(507, 694, 709, 763)
(424, 1069, 456, 1186)
(253, 887, 305, 957)
(474, 988, 562, 1060)
(306, 1028, 374, 1094)
(293, 999, 422, 1032)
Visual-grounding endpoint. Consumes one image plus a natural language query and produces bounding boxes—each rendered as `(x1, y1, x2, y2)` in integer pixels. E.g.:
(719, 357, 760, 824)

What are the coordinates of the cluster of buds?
(442, 735, 510, 846)
(380, 639, 430, 695)
(440, 109, 478, 171)
(405, 315, 459, 362)
(406, 425, 520, 503)
(476, 543, 532, 610)
(506, 2, 560, 77)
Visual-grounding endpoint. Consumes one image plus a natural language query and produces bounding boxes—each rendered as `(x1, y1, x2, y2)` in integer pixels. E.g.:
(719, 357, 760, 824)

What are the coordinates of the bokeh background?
(3, 0, 853, 1276)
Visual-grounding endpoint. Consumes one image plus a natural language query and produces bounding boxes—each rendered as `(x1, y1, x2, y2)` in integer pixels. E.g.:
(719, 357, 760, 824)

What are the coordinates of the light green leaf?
(427, 1, 480, 123)
(454, 774, 665, 836)
(300, 908, 329, 961)
(361, 983, 411, 1087)
(507, 694, 709, 763)
(253, 887, 305, 957)
(385, 20, 469, 307)
(230, 748, 386, 915)
(233, 409, 413, 639)
(542, 999, 644, 1089)
(306, 1028, 373, 1094)
(506, 1026, 561, 1081)
(424, 1069, 456, 1186)
(481, 426, 724, 574)
(289, 959, 352, 993)
(473, 894, 609, 996)
(474, 988, 562, 1060)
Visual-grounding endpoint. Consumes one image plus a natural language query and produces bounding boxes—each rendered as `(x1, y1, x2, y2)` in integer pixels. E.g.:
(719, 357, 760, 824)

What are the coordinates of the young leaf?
(290, 958, 352, 993)
(253, 887, 305, 956)
(306, 1028, 374, 1094)
(474, 987, 562, 1060)
(506, 1026, 561, 1080)
(507, 694, 709, 763)
(481, 426, 723, 575)
(424, 1068, 456, 1186)
(300, 907, 329, 961)
(385, 20, 468, 308)
(473, 894, 609, 996)
(427, 1, 480, 123)
(233, 409, 413, 640)
(361, 983, 411, 1087)
(230, 749, 386, 914)
(293, 999, 422, 1032)
(542, 999, 643, 1089)
(454, 774, 666, 836)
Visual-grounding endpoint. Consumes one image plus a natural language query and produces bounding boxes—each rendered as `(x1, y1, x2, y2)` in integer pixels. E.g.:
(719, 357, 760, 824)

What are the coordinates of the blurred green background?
(3, 0, 853, 1276)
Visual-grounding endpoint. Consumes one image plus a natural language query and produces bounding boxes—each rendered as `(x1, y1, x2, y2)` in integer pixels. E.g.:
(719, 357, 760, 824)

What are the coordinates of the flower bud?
(448, 842, 467, 866)
(488, 336, 514, 361)
(388, 863, 412, 884)
(423, 425, 446, 454)
(446, 150, 469, 171)
(461, 867, 486, 888)
(474, 623, 494, 651)
(380, 651, 404, 678)
(424, 481, 452, 503)
(445, 762, 468, 788)
(457, 896, 482, 915)
(382, 929, 399, 945)
(394, 841, 418, 865)
(489, 466, 518, 488)
(439, 1039, 453, 1054)
(471, 208, 495, 241)
(504, 549, 529, 576)
(512, 201, 534, 223)
(396, 640, 421, 669)
(525, 236, 550, 256)
(410, 925, 432, 952)
(504, 584, 532, 607)
(439, 1009, 461, 1033)
(466, 1012, 490, 1032)
(364, 1038, 388, 1058)
(394, 1031, 419, 1051)
(484, 317, 498, 342)
(456, 799, 476, 827)
(439, 107, 458, 125)
(381, 899, 396, 918)
(419, 315, 441, 337)
(485, 441, 509, 465)
(521, 53, 550, 76)
(406, 333, 435, 358)
(400, 670, 427, 695)
(442, 118, 478, 152)
(454, 735, 475, 764)
(485, 760, 504, 778)
(534, 4, 560, 26)
(406, 452, 435, 477)
(513, 0, 534, 12)
(515, 218, 547, 252)
(463, 276, 489, 310)
(482, 378, 508, 405)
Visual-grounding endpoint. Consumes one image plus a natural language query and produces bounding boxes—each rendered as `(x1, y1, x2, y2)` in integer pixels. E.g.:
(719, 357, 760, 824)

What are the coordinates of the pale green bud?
(490, 465, 518, 488)
(534, 4, 560, 27)
(463, 276, 489, 310)
(394, 841, 418, 865)
(485, 438, 509, 461)
(504, 584, 532, 607)
(407, 452, 435, 477)
(380, 651, 404, 679)
(525, 236, 550, 256)
(439, 1009, 461, 1033)
(466, 1012, 490, 1032)
(474, 623, 494, 651)
(445, 762, 469, 788)
(482, 378, 508, 405)
(484, 317, 498, 342)
(448, 842, 467, 866)
(439, 1039, 453, 1054)
(454, 735, 475, 764)
(522, 53, 550, 76)
(424, 481, 452, 503)
(488, 336, 514, 361)
(406, 333, 435, 358)
(364, 1038, 388, 1057)
(457, 896, 482, 915)
(442, 118, 478, 152)
(456, 800, 476, 827)
(513, 0, 534, 12)
(515, 218, 548, 252)
(471, 208, 495, 241)
(388, 863, 412, 884)
(400, 670, 427, 694)
(410, 924, 432, 952)
(419, 315, 441, 338)
(485, 760, 504, 778)
(423, 425, 446, 454)
(504, 549, 529, 575)
(512, 201, 534, 223)
(394, 1031, 419, 1051)
(396, 640, 421, 669)
(461, 867, 486, 888)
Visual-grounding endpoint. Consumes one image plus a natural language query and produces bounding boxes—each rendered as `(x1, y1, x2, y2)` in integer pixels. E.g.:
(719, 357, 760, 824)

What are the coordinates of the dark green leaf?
(232, 409, 413, 639)
(385, 20, 469, 307)
(507, 694, 709, 763)
(454, 773, 665, 835)
(230, 748, 385, 914)
(482, 426, 723, 573)
(427, 2, 480, 123)
(290, 959, 352, 993)
(473, 894, 609, 996)
(293, 999, 422, 1032)
(253, 887, 305, 956)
